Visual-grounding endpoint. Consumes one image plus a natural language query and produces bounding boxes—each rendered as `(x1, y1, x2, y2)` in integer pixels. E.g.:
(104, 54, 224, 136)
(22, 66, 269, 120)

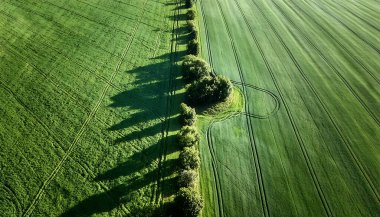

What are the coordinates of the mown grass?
(197, 0, 380, 216)
(0, 0, 189, 216)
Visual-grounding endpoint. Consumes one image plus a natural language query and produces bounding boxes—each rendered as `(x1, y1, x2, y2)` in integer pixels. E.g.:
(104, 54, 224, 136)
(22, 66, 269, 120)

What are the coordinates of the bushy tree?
(187, 39, 199, 56)
(187, 20, 198, 40)
(185, 0, 195, 8)
(178, 125, 200, 147)
(180, 103, 197, 125)
(214, 75, 233, 102)
(182, 55, 211, 82)
(187, 9, 196, 20)
(175, 187, 203, 217)
(179, 147, 200, 170)
(178, 170, 198, 188)
(186, 75, 233, 105)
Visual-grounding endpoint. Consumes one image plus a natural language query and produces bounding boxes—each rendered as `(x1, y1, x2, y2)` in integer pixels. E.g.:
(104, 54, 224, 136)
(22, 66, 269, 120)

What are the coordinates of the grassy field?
(197, 0, 380, 216)
(0, 0, 188, 216)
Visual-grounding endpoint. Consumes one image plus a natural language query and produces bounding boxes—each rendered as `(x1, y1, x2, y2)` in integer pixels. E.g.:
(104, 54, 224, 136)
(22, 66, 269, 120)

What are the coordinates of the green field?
(197, 0, 380, 216)
(0, 0, 188, 216)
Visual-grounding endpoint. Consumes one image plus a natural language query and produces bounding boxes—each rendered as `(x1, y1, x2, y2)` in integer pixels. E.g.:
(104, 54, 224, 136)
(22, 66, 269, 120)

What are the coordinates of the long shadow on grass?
(60, 159, 178, 217)
(61, 2, 189, 215)
(61, 49, 185, 217)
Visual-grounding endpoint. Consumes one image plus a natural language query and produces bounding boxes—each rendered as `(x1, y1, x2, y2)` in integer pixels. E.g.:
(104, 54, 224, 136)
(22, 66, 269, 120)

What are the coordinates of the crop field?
(0, 0, 187, 216)
(197, 0, 380, 216)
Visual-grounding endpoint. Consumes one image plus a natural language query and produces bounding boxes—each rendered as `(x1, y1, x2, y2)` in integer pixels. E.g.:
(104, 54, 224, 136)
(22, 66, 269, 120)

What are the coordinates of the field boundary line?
(21, 0, 150, 215)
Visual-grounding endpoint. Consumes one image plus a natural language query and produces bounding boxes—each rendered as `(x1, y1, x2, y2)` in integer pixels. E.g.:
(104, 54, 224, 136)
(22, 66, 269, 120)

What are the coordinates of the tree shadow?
(95, 134, 178, 182)
(60, 160, 178, 217)
(61, 1, 190, 216)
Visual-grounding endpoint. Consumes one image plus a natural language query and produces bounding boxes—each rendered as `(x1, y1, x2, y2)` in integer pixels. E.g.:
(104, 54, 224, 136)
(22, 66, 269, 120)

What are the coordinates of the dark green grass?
(0, 0, 188, 216)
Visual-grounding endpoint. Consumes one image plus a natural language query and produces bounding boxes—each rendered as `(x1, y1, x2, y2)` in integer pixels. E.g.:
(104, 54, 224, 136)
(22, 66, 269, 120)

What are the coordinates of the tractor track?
(351, 0, 380, 16)
(0, 8, 166, 122)
(197, 2, 225, 216)
(273, 0, 380, 126)
(153, 0, 180, 205)
(242, 0, 334, 216)
(1, 184, 22, 217)
(0, 5, 128, 58)
(325, 0, 380, 33)
(304, 0, 380, 56)
(21, 0, 149, 215)
(0, 80, 67, 153)
(209, 0, 272, 216)
(257, 0, 380, 206)
(283, 0, 380, 87)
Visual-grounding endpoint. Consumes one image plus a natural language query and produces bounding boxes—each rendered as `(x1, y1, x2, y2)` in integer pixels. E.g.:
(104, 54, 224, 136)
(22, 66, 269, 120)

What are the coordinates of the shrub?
(178, 125, 200, 147)
(186, 75, 233, 105)
(175, 187, 203, 217)
(179, 147, 200, 170)
(182, 55, 211, 82)
(180, 103, 197, 125)
(178, 170, 198, 188)
(187, 9, 196, 20)
(187, 39, 199, 56)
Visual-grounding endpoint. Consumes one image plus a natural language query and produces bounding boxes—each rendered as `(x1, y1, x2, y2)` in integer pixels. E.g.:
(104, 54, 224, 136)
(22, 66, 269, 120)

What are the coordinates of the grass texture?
(0, 0, 189, 216)
(197, 0, 380, 216)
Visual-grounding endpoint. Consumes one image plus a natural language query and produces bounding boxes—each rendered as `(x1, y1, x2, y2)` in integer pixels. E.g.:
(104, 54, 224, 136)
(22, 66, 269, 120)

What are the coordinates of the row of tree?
(173, 2, 203, 217)
(175, 102, 203, 217)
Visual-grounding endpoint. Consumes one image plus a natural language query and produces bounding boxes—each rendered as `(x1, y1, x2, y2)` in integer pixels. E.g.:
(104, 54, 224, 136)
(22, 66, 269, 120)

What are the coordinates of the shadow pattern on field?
(60, 0, 188, 216)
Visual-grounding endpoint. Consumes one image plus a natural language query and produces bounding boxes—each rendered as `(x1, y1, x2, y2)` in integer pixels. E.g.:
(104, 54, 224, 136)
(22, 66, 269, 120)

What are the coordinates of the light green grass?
(197, 0, 380, 216)
(0, 0, 188, 216)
